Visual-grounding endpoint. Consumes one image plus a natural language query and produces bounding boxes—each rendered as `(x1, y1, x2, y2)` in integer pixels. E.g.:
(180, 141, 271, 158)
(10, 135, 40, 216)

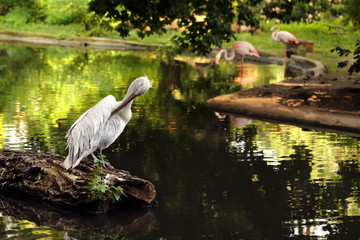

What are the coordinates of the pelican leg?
(91, 153, 100, 163)
(97, 149, 113, 168)
(98, 149, 105, 161)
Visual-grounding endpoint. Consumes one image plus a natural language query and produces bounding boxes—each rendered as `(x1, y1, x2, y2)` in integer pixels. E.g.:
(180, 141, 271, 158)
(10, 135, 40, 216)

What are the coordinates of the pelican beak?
(254, 50, 260, 57)
(109, 92, 138, 118)
(215, 57, 219, 65)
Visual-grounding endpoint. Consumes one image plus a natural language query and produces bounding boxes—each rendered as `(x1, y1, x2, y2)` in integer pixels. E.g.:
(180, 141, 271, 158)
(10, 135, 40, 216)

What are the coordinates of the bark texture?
(0, 149, 156, 213)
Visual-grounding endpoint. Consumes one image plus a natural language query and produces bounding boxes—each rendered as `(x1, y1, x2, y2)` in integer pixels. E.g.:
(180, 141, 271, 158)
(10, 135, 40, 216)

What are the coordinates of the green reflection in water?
(227, 118, 360, 237)
(0, 213, 64, 239)
(229, 119, 360, 182)
(0, 44, 283, 153)
(0, 45, 163, 152)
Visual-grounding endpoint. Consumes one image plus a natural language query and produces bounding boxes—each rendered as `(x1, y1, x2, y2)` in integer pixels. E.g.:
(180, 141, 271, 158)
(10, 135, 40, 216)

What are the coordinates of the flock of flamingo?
(215, 25, 301, 79)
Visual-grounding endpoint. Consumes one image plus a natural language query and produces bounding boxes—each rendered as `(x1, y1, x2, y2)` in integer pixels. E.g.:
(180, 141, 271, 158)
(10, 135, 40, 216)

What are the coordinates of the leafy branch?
(88, 158, 126, 202)
(331, 40, 360, 74)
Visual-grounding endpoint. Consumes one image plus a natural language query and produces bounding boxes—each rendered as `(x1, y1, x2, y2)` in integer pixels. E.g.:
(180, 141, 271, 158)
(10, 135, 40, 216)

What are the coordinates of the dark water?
(0, 44, 360, 240)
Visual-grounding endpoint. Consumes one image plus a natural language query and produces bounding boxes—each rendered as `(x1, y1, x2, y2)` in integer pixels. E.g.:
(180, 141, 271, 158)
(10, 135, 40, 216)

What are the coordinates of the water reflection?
(0, 43, 360, 239)
(216, 61, 285, 90)
(226, 119, 360, 238)
(0, 193, 155, 239)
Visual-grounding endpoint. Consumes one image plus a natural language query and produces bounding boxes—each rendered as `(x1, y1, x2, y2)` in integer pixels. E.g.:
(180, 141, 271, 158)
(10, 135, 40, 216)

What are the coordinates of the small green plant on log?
(88, 158, 126, 202)
(331, 40, 360, 74)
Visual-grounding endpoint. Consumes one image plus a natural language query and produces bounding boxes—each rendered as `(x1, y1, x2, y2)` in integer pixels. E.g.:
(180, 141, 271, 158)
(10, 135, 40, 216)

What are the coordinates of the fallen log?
(0, 149, 156, 213)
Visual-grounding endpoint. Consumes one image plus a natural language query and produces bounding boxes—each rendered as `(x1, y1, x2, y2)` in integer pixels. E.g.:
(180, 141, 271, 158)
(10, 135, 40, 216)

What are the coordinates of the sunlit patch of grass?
(0, 22, 83, 36)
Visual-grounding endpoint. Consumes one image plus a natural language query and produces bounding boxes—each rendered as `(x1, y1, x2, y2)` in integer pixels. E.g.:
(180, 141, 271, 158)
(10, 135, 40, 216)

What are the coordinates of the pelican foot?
(92, 153, 100, 164)
(92, 153, 113, 168)
(94, 158, 113, 168)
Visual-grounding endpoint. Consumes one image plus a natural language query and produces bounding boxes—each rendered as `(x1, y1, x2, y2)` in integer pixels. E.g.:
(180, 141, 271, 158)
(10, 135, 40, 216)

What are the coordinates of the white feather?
(64, 95, 117, 169)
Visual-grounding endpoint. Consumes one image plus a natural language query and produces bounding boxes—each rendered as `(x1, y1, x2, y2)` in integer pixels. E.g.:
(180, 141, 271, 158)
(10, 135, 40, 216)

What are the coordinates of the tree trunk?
(0, 149, 156, 213)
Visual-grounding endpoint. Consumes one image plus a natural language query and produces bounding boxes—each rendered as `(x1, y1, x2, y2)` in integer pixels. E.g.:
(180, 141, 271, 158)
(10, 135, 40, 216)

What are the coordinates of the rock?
(288, 55, 325, 78)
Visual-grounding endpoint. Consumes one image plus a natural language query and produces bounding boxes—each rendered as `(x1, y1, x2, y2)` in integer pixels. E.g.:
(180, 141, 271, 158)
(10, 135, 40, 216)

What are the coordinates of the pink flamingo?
(270, 25, 301, 65)
(215, 41, 260, 80)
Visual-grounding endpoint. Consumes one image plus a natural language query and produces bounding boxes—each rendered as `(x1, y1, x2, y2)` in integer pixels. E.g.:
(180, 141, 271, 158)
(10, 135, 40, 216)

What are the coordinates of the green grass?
(0, 21, 175, 45)
(0, 22, 83, 37)
(0, 19, 359, 74)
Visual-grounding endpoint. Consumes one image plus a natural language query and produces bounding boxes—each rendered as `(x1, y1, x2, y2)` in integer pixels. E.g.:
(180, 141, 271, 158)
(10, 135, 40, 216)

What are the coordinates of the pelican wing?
(64, 95, 116, 169)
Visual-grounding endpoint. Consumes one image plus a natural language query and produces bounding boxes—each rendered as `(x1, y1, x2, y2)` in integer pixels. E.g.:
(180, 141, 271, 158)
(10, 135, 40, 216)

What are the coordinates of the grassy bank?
(0, 20, 359, 74)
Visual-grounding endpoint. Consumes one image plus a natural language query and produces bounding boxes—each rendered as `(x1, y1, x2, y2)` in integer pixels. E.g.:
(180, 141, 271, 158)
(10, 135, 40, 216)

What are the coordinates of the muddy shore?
(206, 74, 360, 138)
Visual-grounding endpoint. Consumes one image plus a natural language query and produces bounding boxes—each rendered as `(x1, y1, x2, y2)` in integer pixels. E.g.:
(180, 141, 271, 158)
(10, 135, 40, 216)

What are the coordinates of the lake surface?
(0, 43, 359, 240)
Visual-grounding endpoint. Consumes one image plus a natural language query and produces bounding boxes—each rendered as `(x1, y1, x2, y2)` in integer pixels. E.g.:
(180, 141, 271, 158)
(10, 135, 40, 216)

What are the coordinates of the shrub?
(44, 0, 89, 25)
(0, 0, 45, 26)
(1, 6, 32, 26)
(331, 40, 360, 74)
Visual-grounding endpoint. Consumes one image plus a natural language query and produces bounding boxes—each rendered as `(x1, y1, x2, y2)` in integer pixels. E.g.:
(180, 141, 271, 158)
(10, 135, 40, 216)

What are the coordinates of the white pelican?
(64, 76, 152, 169)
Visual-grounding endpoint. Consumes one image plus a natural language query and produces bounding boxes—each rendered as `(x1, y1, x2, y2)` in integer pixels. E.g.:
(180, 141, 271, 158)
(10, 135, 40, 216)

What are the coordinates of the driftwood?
(0, 149, 156, 213)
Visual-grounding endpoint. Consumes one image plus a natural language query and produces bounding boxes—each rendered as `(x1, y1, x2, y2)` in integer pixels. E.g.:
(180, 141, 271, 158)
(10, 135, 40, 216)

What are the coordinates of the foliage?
(44, 0, 89, 25)
(0, 0, 44, 25)
(0, 0, 90, 26)
(236, 1, 262, 29)
(1, 6, 32, 26)
(88, 0, 260, 56)
(329, 4, 346, 18)
(342, 0, 360, 26)
(81, 11, 115, 37)
(88, 159, 126, 202)
(263, 0, 329, 23)
(331, 40, 360, 74)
